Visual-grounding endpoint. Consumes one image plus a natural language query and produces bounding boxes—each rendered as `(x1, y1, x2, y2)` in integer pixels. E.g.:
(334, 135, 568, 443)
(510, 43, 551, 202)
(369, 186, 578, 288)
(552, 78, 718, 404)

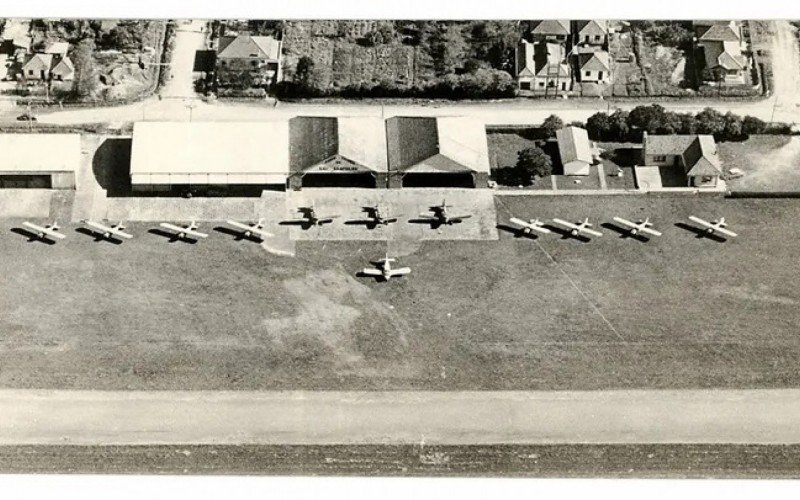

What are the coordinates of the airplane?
(688, 215, 738, 238)
(21, 221, 66, 241)
(359, 204, 401, 226)
(417, 200, 472, 225)
(552, 218, 603, 238)
(508, 217, 551, 236)
(612, 217, 662, 237)
(159, 220, 209, 240)
(82, 220, 134, 240)
(224, 218, 273, 240)
(285, 204, 340, 226)
(359, 254, 411, 281)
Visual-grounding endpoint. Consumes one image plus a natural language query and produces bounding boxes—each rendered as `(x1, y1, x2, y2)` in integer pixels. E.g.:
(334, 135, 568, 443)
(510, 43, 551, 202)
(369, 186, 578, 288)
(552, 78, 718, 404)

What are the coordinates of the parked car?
(16, 113, 37, 122)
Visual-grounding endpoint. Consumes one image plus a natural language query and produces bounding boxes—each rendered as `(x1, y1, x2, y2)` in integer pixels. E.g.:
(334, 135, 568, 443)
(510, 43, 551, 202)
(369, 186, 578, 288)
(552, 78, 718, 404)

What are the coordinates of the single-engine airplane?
(552, 218, 603, 238)
(224, 218, 273, 240)
(508, 217, 551, 236)
(360, 254, 411, 281)
(159, 220, 208, 240)
(359, 204, 401, 226)
(21, 221, 66, 241)
(82, 220, 134, 240)
(285, 204, 340, 226)
(417, 200, 472, 226)
(688, 216, 738, 238)
(612, 217, 662, 237)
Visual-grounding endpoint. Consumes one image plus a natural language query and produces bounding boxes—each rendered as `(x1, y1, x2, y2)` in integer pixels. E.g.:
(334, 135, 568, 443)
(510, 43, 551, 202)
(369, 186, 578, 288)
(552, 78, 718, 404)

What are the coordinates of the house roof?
(0, 134, 81, 173)
(699, 22, 740, 42)
(385, 117, 490, 174)
(130, 121, 290, 185)
(534, 42, 570, 77)
(289, 116, 388, 174)
(44, 42, 70, 55)
(217, 34, 281, 60)
(23, 53, 53, 71)
(645, 134, 722, 176)
(52, 56, 74, 75)
(530, 20, 571, 36)
(575, 20, 608, 37)
(556, 126, 593, 166)
(717, 48, 746, 70)
(579, 51, 610, 72)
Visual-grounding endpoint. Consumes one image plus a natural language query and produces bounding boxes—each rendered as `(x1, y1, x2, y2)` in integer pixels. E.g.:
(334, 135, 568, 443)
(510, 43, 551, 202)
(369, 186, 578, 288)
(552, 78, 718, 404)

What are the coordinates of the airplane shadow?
(213, 226, 262, 242)
(601, 222, 650, 243)
(496, 223, 539, 240)
(279, 220, 313, 230)
(355, 271, 387, 282)
(674, 222, 728, 242)
(147, 228, 197, 244)
(407, 218, 444, 229)
(10, 227, 56, 245)
(74, 227, 123, 245)
(345, 219, 379, 230)
(543, 224, 592, 243)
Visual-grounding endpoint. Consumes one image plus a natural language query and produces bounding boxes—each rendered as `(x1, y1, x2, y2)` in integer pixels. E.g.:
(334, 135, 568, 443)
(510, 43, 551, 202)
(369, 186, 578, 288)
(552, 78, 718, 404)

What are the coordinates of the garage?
(129, 121, 290, 193)
(401, 172, 476, 188)
(0, 134, 80, 189)
(386, 116, 490, 189)
(288, 116, 388, 190)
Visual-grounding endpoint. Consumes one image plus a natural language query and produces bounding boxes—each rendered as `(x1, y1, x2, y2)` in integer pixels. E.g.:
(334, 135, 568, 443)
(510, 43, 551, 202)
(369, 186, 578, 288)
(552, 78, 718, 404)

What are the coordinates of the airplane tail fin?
(256, 218, 265, 227)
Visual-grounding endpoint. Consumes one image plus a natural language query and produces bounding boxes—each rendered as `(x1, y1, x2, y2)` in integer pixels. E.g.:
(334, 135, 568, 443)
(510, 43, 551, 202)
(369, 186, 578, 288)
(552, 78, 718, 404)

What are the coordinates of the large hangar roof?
(0, 133, 81, 173)
(130, 121, 289, 185)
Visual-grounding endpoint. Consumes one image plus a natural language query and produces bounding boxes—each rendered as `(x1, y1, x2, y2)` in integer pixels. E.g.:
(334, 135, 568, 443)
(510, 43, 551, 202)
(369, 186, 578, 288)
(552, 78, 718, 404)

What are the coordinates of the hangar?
(130, 121, 289, 192)
(385, 116, 490, 188)
(0, 133, 80, 189)
(288, 116, 388, 189)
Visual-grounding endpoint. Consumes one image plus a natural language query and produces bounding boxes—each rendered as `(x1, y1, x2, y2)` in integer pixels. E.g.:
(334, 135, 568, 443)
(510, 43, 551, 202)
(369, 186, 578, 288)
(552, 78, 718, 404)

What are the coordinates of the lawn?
(487, 131, 552, 190)
(3, 195, 800, 391)
(718, 135, 800, 192)
(553, 165, 603, 190)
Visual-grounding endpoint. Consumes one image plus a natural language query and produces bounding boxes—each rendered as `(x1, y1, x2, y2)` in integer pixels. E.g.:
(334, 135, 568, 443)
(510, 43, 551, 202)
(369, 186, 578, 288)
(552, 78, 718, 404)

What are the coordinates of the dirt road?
(3, 389, 800, 445)
(159, 20, 208, 99)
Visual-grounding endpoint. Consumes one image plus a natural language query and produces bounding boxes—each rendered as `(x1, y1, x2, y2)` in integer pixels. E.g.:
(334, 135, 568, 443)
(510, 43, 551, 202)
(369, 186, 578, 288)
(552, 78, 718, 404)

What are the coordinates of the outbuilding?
(0, 133, 80, 189)
(556, 126, 594, 176)
(386, 116, 490, 188)
(129, 121, 289, 192)
(288, 116, 388, 189)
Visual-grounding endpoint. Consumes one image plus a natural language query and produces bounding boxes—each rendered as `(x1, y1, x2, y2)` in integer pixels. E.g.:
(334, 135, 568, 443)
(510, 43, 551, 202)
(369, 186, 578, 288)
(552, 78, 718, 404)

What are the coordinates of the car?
(16, 113, 37, 122)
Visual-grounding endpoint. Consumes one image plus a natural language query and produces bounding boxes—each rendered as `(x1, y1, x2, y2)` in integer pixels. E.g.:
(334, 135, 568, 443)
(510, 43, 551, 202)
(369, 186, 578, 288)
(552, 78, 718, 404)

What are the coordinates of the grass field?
(2, 195, 800, 391)
(719, 135, 800, 192)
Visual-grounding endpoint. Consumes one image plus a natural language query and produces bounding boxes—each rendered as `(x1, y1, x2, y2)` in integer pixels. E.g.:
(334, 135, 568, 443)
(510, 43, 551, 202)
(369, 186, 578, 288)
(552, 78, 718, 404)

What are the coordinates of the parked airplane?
(612, 217, 662, 237)
(418, 200, 472, 225)
(82, 220, 134, 240)
(688, 216, 738, 238)
(360, 204, 401, 226)
(22, 221, 66, 241)
(360, 255, 411, 281)
(224, 218, 273, 240)
(508, 217, 551, 236)
(285, 204, 340, 226)
(552, 218, 603, 238)
(159, 220, 208, 240)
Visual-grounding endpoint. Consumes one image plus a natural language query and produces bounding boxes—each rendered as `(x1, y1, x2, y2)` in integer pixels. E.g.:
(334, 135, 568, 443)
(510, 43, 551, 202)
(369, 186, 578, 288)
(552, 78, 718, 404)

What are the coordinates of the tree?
(586, 112, 611, 141)
(428, 23, 468, 76)
(541, 114, 564, 138)
(694, 107, 726, 137)
(468, 21, 520, 72)
(516, 147, 553, 183)
(722, 112, 743, 140)
(294, 56, 316, 88)
(72, 38, 96, 99)
(742, 115, 767, 136)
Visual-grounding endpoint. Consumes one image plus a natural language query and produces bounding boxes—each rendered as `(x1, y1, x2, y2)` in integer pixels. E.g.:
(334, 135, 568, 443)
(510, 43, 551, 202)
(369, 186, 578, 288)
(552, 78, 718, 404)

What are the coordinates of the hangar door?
(0, 174, 52, 188)
(301, 172, 377, 188)
(401, 172, 475, 188)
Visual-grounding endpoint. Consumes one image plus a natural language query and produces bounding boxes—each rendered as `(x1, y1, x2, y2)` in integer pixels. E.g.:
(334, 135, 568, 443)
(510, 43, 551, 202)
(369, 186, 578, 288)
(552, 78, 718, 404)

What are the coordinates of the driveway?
(159, 20, 208, 99)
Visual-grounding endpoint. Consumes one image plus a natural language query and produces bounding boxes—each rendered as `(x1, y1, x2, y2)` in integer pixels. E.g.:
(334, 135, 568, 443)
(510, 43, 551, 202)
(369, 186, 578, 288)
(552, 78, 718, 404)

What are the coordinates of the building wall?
(689, 174, 719, 188)
(50, 172, 75, 189)
(579, 68, 610, 83)
(563, 160, 590, 176)
(644, 153, 682, 167)
(216, 58, 281, 88)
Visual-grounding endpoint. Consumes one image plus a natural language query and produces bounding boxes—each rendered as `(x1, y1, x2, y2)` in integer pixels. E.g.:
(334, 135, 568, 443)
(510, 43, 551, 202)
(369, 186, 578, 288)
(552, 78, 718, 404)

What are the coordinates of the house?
(696, 21, 749, 84)
(515, 40, 571, 93)
(577, 51, 611, 83)
(556, 126, 594, 176)
(288, 116, 388, 189)
(215, 33, 283, 88)
(129, 121, 290, 191)
(385, 116, 490, 188)
(44, 42, 70, 57)
(574, 20, 608, 47)
(21, 52, 74, 81)
(642, 133, 723, 188)
(529, 20, 571, 42)
(0, 134, 80, 189)
(50, 56, 75, 81)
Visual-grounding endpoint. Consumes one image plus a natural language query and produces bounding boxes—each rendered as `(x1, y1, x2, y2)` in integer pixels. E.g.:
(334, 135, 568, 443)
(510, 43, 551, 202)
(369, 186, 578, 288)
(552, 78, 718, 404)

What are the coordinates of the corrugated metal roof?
(556, 126, 593, 166)
(289, 116, 388, 173)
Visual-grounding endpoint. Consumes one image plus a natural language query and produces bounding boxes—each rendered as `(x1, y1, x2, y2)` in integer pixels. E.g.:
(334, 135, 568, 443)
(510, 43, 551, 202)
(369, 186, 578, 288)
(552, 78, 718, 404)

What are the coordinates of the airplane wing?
(160, 222, 185, 233)
(509, 217, 551, 234)
(552, 218, 580, 231)
(184, 228, 209, 238)
(418, 213, 437, 219)
(388, 267, 411, 277)
(360, 268, 383, 276)
(451, 214, 472, 221)
(612, 216, 638, 229)
(316, 215, 340, 223)
(688, 216, 716, 230)
(250, 228, 274, 238)
(580, 227, 604, 238)
(638, 226, 662, 237)
(86, 221, 133, 239)
(713, 226, 738, 238)
(23, 222, 66, 239)
(225, 220, 250, 231)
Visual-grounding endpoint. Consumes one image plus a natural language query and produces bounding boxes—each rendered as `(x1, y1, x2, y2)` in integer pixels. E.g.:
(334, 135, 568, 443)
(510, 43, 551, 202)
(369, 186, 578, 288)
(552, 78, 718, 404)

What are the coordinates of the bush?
(217, 88, 268, 98)
(541, 115, 564, 138)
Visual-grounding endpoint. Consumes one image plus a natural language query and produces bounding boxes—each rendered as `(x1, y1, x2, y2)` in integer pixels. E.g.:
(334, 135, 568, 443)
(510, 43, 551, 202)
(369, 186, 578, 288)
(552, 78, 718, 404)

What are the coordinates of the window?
(653, 155, 667, 162)
(595, 35, 602, 42)
(701, 175, 714, 183)
(28, 69, 34, 76)
(585, 71, 591, 77)
(520, 81, 531, 90)
(561, 82, 566, 90)
(538, 81, 545, 88)
(598, 71, 603, 80)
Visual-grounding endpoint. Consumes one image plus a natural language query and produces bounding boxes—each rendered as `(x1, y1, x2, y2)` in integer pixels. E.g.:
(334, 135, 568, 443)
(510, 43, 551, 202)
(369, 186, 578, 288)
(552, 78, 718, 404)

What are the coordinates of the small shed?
(556, 126, 593, 176)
